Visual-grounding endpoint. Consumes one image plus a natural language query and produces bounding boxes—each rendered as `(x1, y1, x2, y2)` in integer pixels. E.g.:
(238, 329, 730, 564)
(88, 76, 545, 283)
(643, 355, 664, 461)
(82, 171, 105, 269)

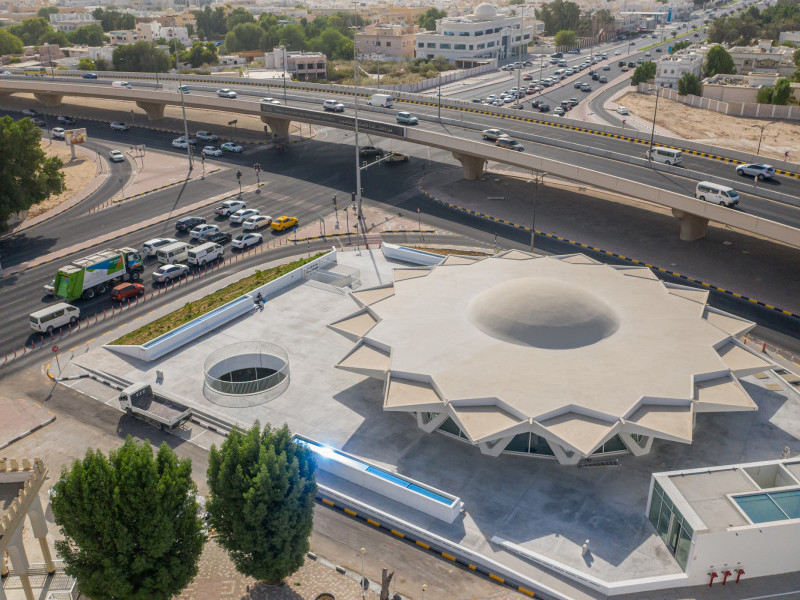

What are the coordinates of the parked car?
(216, 88, 237, 98)
(202, 145, 223, 157)
(242, 215, 273, 231)
(196, 130, 218, 142)
(599, 76, 608, 83)
(231, 233, 263, 249)
(110, 283, 144, 301)
(495, 136, 524, 151)
(554, 107, 566, 116)
(172, 138, 189, 149)
(109, 150, 125, 163)
(152, 264, 189, 283)
(220, 142, 243, 153)
(215, 200, 246, 217)
(230, 208, 259, 224)
(736, 163, 775, 181)
(271, 216, 298, 231)
(110, 121, 129, 131)
(142, 238, 177, 257)
(603, 64, 611, 70)
(205, 231, 232, 245)
(616, 106, 629, 115)
(175, 216, 206, 233)
(82, 72, 98, 79)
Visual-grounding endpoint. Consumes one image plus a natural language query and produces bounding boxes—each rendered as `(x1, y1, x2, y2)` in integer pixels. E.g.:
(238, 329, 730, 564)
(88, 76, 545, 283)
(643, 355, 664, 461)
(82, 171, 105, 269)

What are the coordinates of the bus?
(25, 66, 46, 77)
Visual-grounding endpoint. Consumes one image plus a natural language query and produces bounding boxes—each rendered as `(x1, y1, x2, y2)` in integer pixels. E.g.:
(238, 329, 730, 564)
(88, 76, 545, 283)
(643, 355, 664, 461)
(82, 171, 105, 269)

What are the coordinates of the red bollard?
(762, 342, 767, 353)
(69, 323, 73, 334)
(94, 314, 98, 324)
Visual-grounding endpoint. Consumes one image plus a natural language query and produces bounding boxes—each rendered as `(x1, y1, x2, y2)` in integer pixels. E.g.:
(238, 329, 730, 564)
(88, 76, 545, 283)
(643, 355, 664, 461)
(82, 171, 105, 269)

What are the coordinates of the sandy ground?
(27, 140, 98, 218)
(616, 91, 800, 162)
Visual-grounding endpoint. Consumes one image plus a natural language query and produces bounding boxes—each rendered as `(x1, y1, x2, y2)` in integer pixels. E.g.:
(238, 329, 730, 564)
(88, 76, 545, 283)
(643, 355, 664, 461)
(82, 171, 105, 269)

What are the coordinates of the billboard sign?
(65, 128, 87, 145)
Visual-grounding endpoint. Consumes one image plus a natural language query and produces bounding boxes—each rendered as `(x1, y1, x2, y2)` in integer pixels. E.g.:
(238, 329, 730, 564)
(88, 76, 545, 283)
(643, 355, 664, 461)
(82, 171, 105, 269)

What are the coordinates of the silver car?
(736, 163, 775, 181)
(152, 263, 190, 283)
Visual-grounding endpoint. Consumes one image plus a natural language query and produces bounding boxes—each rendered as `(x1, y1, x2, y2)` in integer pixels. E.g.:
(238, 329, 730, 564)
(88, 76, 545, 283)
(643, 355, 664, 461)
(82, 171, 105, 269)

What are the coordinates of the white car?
(110, 121, 129, 131)
(616, 106, 629, 115)
(736, 163, 775, 181)
(217, 88, 237, 98)
(43, 280, 55, 295)
(152, 263, 190, 283)
(142, 237, 177, 257)
(202, 145, 223, 157)
(52, 127, 65, 139)
(215, 200, 246, 217)
(109, 150, 125, 163)
(242, 215, 272, 231)
(172, 138, 189, 149)
(189, 224, 219, 240)
(196, 130, 218, 142)
(260, 97, 281, 105)
(614, 50, 622, 55)
(230, 208, 259, 224)
(231, 233, 263, 249)
(221, 142, 243, 153)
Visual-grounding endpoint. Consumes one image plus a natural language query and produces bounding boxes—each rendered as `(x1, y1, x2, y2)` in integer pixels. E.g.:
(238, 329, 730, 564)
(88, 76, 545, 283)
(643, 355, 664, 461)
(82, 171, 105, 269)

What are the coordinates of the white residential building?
(729, 40, 796, 78)
(48, 12, 101, 33)
(414, 3, 533, 67)
(655, 47, 704, 89)
(778, 31, 800, 45)
(136, 21, 190, 45)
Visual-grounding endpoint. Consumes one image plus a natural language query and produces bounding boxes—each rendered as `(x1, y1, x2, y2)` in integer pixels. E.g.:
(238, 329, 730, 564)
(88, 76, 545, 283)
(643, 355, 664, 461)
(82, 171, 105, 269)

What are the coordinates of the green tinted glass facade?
(648, 481, 694, 571)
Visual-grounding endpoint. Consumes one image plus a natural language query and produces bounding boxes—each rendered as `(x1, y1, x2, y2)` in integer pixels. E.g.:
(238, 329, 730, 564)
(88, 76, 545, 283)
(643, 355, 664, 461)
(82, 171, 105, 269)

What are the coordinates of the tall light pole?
(352, 3, 364, 227)
(170, 30, 192, 170)
(647, 86, 663, 162)
(437, 71, 442, 120)
(515, 4, 523, 109)
(528, 172, 546, 252)
(753, 121, 775, 156)
(282, 46, 288, 104)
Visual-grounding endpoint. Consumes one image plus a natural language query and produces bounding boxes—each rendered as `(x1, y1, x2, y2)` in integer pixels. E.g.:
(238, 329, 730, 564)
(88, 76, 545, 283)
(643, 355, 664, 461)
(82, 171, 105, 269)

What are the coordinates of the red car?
(523, 74, 532, 80)
(111, 282, 144, 301)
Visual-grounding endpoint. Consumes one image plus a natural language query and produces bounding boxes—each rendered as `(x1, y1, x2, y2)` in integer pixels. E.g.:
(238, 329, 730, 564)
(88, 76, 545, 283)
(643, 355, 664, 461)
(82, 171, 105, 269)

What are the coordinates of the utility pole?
(528, 172, 546, 252)
(647, 86, 662, 162)
(353, 3, 363, 228)
(515, 4, 523, 109)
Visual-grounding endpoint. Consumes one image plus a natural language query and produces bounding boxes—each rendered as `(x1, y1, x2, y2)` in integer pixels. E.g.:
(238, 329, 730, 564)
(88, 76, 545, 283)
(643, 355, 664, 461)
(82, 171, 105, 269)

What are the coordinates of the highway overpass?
(1, 77, 799, 247)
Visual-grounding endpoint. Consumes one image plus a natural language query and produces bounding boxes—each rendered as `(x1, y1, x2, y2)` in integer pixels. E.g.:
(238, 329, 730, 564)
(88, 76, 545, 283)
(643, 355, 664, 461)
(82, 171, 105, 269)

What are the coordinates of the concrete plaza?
(59, 248, 800, 600)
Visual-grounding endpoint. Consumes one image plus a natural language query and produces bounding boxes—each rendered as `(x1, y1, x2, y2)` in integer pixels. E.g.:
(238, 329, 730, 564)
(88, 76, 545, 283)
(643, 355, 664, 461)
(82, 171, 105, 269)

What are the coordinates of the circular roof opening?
(466, 278, 619, 349)
(474, 3, 497, 18)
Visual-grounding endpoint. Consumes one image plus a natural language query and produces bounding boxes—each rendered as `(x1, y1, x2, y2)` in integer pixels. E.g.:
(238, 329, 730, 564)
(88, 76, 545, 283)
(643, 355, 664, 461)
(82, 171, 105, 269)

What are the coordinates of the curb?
(316, 494, 536, 599)
(92, 168, 223, 213)
(0, 415, 56, 451)
(420, 188, 800, 322)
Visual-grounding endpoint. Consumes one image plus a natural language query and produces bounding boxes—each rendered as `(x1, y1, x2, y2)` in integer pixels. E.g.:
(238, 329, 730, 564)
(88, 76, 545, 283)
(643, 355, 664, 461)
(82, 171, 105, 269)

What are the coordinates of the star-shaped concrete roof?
(331, 251, 771, 462)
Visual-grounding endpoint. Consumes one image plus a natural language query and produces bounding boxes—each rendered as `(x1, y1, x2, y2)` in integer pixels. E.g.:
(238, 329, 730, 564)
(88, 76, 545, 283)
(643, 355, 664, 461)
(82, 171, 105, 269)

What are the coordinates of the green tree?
(207, 423, 316, 585)
(36, 6, 58, 19)
(181, 41, 218, 67)
(794, 47, 800, 66)
(112, 41, 170, 72)
(756, 85, 774, 103)
(226, 7, 255, 30)
(278, 23, 307, 51)
(225, 22, 263, 52)
(91, 8, 135, 32)
(194, 5, 227, 39)
(677, 72, 702, 95)
(8, 17, 55, 45)
(68, 23, 105, 46)
(0, 116, 64, 231)
(772, 77, 791, 104)
(0, 29, 24, 55)
(669, 40, 691, 54)
(535, 0, 581, 35)
(417, 8, 446, 31)
(553, 29, 577, 47)
(631, 60, 656, 84)
(703, 44, 736, 77)
(308, 27, 350, 58)
(77, 57, 95, 70)
(50, 437, 205, 600)
(94, 57, 109, 71)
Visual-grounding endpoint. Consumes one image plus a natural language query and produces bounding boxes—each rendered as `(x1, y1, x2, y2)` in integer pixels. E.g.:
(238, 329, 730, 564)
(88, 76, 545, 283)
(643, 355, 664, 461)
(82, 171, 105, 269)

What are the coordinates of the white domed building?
(330, 251, 773, 465)
(413, 4, 536, 67)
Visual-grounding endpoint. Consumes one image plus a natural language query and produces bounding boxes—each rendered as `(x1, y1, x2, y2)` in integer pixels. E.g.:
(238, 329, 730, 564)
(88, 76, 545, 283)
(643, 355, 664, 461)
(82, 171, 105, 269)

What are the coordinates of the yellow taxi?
(270, 216, 299, 231)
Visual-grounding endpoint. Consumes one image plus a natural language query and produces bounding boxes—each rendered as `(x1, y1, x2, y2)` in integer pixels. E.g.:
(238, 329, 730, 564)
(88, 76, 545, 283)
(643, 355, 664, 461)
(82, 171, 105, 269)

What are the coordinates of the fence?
(637, 83, 800, 121)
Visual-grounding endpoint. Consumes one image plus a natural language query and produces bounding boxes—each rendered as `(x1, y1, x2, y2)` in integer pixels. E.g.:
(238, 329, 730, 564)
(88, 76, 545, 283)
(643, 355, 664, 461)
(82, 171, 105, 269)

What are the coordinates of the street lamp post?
(515, 4, 523, 109)
(754, 121, 775, 156)
(647, 86, 663, 162)
(437, 71, 442, 120)
(282, 46, 288, 104)
(352, 3, 364, 228)
(170, 30, 192, 170)
(528, 172, 546, 252)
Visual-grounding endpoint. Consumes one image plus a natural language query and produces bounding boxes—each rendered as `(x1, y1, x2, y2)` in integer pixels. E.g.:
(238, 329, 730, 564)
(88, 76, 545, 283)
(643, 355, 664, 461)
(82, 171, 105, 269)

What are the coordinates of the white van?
(367, 93, 393, 108)
(695, 181, 739, 207)
(187, 242, 224, 266)
(112, 81, 132, 89)
(30, 303, 79, 333)
(646, 146, 683, 165)
(156, 241, 190, 265)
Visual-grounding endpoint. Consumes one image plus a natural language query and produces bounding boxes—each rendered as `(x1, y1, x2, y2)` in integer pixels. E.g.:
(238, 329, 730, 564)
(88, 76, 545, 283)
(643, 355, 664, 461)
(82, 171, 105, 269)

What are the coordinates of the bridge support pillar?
(32, 93, 63, 108)
(672, 209, 709, 241)
(135, 101, 165, 120)
(452, 152, 486, 180)
(261, 116, 291, 141)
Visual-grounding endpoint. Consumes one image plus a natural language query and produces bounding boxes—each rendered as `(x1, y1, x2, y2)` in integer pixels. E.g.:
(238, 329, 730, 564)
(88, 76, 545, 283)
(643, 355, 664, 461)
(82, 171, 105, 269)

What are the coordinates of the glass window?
(438, 417, 461, 437)
(648, 491, 663, 527)
(418, 42, 424, 48)
(505, 433, 530, 453)
(487, 41, 495, 47)
(427, 43, 436, 48)
(440, 43, 451, 49)
(455, 44, 466, 50)
(773, 489, 800, 519)
(675, 524, 692, 570)
(477, 43, 485, 49)
(656, 500, 672, 544)
(531, 435, 555, 455)
(444, 31, 454, 36)
(475, 30, 484, 36)
(459, 31, 470, 36)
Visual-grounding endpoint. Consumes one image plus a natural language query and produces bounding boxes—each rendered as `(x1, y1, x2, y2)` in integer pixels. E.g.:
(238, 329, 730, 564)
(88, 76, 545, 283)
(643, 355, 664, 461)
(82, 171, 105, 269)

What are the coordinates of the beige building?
(702, 73, 800, 103)
(264, 46, 326, 79)
(355, 24, 418, 59)
(729, 39, 796, 78)
(654, 47, 704, 89)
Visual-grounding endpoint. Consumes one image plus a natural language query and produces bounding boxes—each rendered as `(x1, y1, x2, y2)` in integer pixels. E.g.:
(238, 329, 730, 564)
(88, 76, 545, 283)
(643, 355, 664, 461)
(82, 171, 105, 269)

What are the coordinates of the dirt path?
(27, 141, 98, 219)
(616, 91, 799, 162)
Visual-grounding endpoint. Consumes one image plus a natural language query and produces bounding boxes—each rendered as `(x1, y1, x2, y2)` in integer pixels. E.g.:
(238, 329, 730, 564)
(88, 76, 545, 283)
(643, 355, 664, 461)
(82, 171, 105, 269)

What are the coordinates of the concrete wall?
(381, 243, 445, 265)
(106, 250, 337, 362)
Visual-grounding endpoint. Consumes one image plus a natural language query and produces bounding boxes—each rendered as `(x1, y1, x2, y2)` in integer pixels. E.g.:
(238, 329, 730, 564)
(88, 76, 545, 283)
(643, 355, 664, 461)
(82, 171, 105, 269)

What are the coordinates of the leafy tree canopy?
(207, 423, 316, 585)
(112, 41, 170, 72)
(535, 0, 580, 36)
(677, 72, 702, 95)
(77, 57, 95, 70)
(51, 437, 205, 600)
(772, 77, 792, 104)
(181, 40, 218, 68)
(91, 8, 135, 32)
(703, 44, 735, 77)
(37, 6, 59, 19)
(0, 116, 64, 230)
(226, 7, 255, 30)
(554, 29, 577, 47)
(67, 23, 105, 46)
(0, 29, 24, 55)
(417, 8, 447, 31)
(8, 17, 58, 46)
(631, 60, 656, 85)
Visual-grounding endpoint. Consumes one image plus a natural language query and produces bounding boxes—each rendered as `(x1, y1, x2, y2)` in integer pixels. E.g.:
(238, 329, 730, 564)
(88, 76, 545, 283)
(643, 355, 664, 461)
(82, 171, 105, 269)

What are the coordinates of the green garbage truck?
(53, 248, 144, 301)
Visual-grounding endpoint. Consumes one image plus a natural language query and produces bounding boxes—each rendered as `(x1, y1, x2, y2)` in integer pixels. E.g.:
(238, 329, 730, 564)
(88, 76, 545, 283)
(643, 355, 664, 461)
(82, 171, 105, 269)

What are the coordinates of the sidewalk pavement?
(422, 166, 800, 316)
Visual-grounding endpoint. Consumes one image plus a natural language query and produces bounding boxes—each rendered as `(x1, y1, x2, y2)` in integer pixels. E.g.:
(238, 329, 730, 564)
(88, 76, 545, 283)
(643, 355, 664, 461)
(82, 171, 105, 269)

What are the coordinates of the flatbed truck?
(118, 383, 192, 430)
